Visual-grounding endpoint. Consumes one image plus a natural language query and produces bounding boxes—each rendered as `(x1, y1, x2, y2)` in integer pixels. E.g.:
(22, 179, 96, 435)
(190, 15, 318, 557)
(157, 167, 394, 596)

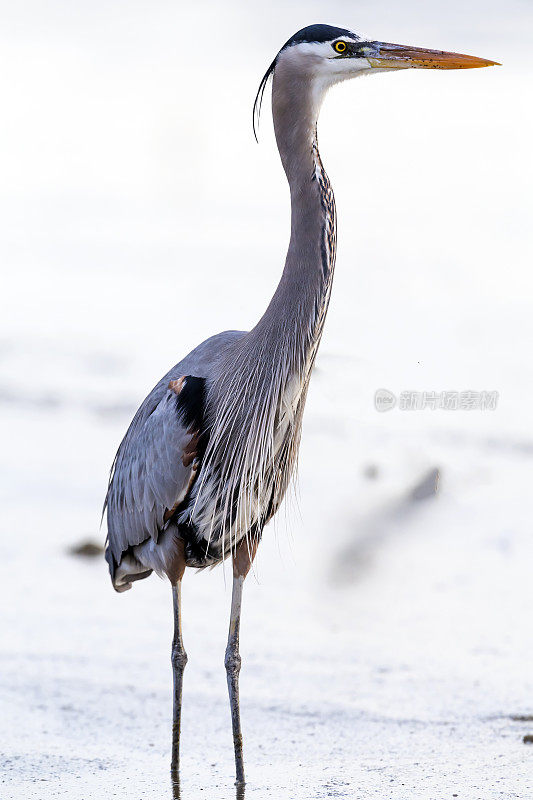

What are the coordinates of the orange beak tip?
(474, 58, 501, 68)
(370, 44, 502, 71)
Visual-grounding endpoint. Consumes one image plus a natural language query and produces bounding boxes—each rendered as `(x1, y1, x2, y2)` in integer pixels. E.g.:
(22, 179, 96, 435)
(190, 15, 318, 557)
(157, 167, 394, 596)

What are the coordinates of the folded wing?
(104, 376, 206, 572)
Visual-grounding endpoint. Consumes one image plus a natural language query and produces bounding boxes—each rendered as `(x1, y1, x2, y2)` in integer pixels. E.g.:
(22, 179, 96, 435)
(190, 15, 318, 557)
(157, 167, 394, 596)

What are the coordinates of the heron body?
(104, 24, 497, 786)
(105, 80, 338, 582)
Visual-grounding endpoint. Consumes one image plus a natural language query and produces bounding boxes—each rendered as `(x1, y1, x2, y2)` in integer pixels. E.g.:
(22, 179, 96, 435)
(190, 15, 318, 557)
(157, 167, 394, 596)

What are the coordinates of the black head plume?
(252, 55, 277, 142)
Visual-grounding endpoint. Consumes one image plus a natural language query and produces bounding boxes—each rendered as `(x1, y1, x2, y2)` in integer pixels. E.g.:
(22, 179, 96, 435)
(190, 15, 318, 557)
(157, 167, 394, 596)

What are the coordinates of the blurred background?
(1, 1, 532, 798)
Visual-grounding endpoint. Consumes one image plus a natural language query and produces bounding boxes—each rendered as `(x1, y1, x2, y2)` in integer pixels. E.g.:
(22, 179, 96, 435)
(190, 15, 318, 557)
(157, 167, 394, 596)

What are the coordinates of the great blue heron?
(104, 23, 497, 786)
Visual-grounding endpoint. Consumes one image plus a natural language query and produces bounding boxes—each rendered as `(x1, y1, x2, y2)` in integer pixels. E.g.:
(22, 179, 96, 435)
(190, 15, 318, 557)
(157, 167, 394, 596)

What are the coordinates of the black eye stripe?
(332, 40, 375, 58)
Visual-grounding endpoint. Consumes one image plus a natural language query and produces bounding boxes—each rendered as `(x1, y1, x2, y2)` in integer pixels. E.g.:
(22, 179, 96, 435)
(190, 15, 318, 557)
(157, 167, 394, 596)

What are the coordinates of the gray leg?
(171, 580, 187, 779)
(225, 573, 245, 785)
(225, 537, 259, 786)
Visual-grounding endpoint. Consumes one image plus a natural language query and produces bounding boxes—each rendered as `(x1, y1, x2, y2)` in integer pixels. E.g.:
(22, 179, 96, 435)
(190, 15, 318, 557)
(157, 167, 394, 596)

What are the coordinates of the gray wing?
(103, 330, 246, 576)
(105, 375, 205, 567)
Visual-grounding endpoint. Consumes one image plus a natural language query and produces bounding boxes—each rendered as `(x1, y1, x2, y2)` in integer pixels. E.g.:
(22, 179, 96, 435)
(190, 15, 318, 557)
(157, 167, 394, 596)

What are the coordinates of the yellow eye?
(334, 41, 347, 54)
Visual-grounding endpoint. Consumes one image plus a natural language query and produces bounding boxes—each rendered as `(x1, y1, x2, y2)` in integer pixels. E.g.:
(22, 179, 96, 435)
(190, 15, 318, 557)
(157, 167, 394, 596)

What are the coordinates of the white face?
(277, 36, 378, 90)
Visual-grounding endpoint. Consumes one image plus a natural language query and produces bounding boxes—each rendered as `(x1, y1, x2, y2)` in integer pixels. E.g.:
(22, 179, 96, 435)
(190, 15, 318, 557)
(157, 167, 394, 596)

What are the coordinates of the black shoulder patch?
(174, 375, 206, 431)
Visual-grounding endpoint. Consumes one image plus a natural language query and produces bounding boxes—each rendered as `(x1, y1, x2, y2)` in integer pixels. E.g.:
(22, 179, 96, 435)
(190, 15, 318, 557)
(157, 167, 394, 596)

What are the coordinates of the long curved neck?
(202, 68, 337, 538)
(248, 68, 337, 375)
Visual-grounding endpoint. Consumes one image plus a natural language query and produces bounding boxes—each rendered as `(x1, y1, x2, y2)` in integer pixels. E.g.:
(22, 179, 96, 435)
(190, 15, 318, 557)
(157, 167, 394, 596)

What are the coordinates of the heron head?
(254, 24, 499, 138)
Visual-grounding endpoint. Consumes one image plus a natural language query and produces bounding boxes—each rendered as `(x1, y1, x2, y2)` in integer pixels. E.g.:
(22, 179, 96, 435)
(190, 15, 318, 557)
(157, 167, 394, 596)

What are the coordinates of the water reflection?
(171, 777, 245, 799)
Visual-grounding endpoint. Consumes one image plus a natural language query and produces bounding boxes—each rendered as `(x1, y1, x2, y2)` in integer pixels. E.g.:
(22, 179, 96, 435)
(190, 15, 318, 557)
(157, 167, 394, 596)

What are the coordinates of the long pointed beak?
(367, 42, 500, 70)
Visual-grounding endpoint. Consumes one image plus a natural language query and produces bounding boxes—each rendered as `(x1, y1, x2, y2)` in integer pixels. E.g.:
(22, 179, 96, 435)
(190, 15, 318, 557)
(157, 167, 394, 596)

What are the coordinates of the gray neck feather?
(196, 62, 336, 547)
(249, 62, 336, 370)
